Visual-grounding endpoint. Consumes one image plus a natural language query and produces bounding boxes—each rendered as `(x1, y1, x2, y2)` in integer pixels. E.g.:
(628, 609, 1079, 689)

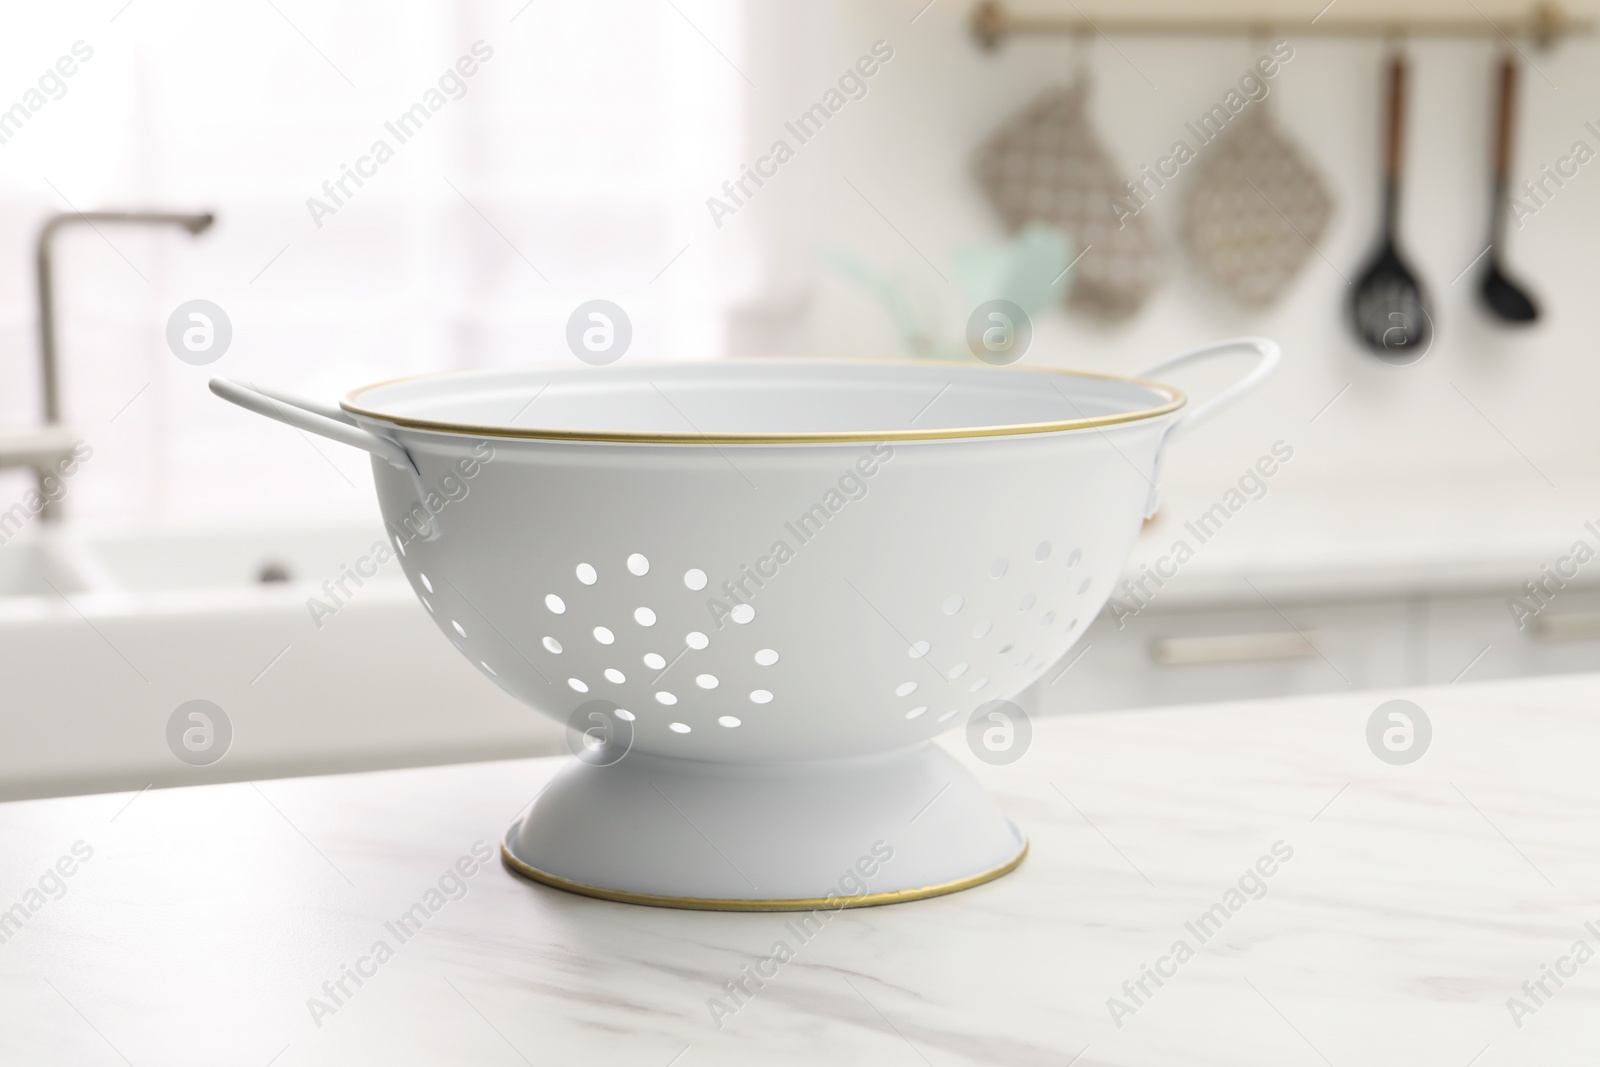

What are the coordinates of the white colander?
(212, 340, 1277, 910)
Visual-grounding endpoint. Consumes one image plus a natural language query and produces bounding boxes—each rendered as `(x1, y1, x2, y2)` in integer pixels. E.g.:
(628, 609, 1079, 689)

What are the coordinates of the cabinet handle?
(1150, 632, 1317, 665)
(1530, 613, 1600, 642)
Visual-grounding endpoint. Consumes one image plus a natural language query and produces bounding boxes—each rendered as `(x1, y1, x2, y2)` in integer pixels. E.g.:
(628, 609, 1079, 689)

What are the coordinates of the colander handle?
(1136, 336, 1281, 518)
(208, 378, 419, 473)
(1137, 336, 1280, 446)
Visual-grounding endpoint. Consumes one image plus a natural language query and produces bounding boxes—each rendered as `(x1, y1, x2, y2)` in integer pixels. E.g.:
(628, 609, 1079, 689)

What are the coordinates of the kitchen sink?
(81, 526, 386, 592)
(0, 523, 563, 802)
(0, 536, 93, 597)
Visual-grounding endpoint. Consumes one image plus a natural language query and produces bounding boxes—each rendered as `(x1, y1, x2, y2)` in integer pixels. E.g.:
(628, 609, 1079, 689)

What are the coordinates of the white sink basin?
(0, 536, 91, 597)
(0, 524, 564, 801)
(82, 526, 385, 592)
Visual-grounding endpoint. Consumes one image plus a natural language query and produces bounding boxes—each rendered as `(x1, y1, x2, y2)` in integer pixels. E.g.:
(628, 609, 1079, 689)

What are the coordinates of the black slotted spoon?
(1351, 53, 1432, 360)
(1480, 55, 1540, 323)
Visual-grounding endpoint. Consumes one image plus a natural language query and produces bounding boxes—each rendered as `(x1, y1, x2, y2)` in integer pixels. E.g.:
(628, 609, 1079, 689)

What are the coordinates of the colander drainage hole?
(576, 563, 597, 585)
(969, 677, 989, 692)
(593, 626, 615, 645)
(696, 674, 719, 689)
(568, 678, 588, 692)
(1067, 548, 1082, 567)
(1078, 578, 1091, 595)
(948, 662, 968, 679)
(656, 691, 677, 705)
(718, 716, 741, 728)
(480, 661, 496, 676)
(545, 594, 565, 614)
(669, 722, 690, 733)
(421, 597, 433, 613)
(686, 631, 709, 650)
(936, 709, 959, 723)
(543, 636, 563, 654)
(684, 568, 707, 590)
(419, 573, 434, 593)
(754, 648, 779, 666)
(908, 641, 930, 659)
(942, 594, 963, 615)
(972, 620, 992, 639)
(615, 709, 636, 721)
(605, 668, 625, 683)
(635, 607, 657, 626)
(1035, 541, 1051, 561)
(750, 690, 773, 704)
(895, 681, 918, 697)
(627, 553, 650, 576)
(990, 556, 1008, 579)
(906, 706, 927, 720)
(1018, 593, 1036, 611)
(451, 620, 466, 637)
(730, 604, 755, 624)
(643, 652, 666, 670)
(1042, 611, 1056, 626)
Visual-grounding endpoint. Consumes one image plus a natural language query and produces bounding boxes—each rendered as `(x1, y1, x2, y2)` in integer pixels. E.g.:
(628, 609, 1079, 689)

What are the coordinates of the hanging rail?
(971, 1, 1593, 50)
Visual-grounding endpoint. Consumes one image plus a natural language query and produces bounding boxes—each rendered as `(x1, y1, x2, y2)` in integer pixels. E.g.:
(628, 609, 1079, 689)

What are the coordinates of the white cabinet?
(1031, 595, 1414, 714)
(1028, 583, 1600, 715)
(1422, 588, 1600, 685)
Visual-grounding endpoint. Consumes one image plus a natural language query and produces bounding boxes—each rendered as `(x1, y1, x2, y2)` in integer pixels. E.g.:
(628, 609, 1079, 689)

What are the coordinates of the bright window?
(0, 0, 743, 525)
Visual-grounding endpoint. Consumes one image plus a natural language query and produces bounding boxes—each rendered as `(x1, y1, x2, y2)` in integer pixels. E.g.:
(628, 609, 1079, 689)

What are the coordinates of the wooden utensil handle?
(1385, 54, 1407, 180)
(1495, 56, 1518, 180)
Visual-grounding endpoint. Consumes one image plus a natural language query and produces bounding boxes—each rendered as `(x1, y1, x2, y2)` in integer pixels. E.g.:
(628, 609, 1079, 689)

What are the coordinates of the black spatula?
(1351, 54, 1432, 360)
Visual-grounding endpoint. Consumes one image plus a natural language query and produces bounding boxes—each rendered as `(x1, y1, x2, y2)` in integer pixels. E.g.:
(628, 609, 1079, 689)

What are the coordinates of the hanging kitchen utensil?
(974, 72, 1165, 322)
(1480, 55, 1540, 323)
(1351, 52, 1432, 359)
(1182, 102, 1334, 307)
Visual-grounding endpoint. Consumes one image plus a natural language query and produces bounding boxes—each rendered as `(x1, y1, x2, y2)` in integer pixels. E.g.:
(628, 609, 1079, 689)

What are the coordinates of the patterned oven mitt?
(1181, 106, 1333, 307)
(975, 78, 1166, 322)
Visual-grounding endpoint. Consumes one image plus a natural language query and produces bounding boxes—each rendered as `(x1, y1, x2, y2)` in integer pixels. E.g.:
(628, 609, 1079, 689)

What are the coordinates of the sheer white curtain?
(0, 0, 743, 526)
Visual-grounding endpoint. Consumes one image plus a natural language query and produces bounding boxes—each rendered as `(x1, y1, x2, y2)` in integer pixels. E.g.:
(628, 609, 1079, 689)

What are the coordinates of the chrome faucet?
(31, 210, 215, 519)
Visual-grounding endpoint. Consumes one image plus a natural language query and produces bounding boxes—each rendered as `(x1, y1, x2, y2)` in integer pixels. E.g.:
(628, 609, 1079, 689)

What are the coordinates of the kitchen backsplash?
(738, 0, 1600, 495)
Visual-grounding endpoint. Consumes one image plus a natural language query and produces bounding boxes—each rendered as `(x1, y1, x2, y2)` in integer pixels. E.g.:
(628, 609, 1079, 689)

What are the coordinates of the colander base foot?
(501, 744, 1026, 911)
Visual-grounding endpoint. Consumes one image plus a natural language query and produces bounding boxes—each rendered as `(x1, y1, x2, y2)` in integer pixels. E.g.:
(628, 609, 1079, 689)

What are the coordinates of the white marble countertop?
(3, 672, 1598, 1066)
